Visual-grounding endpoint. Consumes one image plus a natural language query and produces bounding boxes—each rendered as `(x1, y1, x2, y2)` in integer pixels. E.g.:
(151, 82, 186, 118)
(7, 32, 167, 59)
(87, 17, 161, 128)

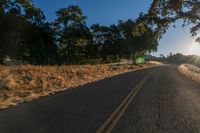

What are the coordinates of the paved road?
(1, 65, 200, 133)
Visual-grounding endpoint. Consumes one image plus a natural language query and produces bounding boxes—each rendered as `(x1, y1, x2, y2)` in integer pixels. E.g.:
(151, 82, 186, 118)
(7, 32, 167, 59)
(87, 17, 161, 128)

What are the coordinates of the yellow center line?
(96, 70, 154, 133)
(96, 76, 146, 133)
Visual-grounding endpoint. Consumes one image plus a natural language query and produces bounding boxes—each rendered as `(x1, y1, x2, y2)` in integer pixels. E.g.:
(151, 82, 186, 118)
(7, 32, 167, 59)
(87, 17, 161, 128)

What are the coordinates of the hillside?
(166, 53, 200, 67)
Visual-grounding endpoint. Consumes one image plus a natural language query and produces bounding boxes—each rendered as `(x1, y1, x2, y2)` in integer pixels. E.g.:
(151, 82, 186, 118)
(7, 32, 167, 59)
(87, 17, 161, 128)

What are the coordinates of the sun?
(188, 43, 200, 56)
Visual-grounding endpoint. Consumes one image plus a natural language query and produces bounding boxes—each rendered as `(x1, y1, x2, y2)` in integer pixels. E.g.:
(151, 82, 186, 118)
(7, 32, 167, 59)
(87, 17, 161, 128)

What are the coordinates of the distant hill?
(166, 53, 200, 66)
(144, 54, 162, 61)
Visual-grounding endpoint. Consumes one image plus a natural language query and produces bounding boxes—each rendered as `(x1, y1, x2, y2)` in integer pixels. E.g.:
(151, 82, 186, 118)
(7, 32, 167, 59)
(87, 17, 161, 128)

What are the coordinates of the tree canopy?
(146, 0, 200, 42)
(0, 1, 199, 65)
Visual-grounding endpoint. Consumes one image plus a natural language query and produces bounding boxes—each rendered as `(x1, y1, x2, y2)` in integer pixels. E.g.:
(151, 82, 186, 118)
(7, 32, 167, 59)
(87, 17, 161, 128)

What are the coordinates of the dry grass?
(0, 64, 156, 109)
(178, 64, 200, 83)
(147, 61, 164, 65)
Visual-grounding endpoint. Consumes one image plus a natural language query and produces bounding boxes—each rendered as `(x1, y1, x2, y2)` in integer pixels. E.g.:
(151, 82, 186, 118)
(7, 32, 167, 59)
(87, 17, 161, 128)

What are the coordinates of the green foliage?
(0, 0, 57, 65)
(22, 23, 58, 65)
(4, 1, 199, 65)
(55, 5, 92, 64)
(147, 0, 200, 42)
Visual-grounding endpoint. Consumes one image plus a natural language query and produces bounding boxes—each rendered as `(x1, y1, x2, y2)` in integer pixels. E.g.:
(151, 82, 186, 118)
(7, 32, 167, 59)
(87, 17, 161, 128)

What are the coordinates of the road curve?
(0, 65, 200, 133)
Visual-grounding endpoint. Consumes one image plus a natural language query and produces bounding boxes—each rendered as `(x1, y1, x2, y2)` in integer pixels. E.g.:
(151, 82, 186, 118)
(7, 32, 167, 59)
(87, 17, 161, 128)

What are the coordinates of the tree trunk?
(0, 57, 4, 65)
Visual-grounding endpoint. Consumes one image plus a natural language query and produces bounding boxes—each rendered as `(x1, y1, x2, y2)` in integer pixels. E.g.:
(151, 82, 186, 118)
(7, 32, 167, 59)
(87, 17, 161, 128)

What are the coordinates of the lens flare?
(188, 43, 200, 56)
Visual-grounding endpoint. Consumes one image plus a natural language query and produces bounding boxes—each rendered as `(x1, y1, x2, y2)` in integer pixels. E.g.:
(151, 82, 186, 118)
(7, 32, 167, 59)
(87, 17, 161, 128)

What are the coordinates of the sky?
(33, 0, 200, 57)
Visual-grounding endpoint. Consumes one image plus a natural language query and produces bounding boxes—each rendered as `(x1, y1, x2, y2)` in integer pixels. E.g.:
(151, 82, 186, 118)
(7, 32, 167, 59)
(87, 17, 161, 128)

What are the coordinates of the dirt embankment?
(178, 64, 200, 83)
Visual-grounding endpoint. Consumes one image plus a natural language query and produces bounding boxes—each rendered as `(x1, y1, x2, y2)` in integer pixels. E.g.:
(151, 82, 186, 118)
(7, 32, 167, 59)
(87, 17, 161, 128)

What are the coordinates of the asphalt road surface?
(1, 65, 200, 133)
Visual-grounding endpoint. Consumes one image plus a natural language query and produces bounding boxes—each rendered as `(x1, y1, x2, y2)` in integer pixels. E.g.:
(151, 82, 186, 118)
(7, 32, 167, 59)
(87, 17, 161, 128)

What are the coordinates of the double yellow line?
(96, 71, 154, 133)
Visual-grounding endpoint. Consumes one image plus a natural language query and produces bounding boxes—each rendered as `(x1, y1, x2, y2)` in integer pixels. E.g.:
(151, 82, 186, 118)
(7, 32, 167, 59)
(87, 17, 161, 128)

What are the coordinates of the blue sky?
(33, 0, 200, 57)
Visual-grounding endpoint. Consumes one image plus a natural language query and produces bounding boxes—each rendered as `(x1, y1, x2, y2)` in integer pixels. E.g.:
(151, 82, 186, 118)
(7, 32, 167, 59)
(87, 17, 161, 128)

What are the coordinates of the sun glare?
(188, 43, 200, 56)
